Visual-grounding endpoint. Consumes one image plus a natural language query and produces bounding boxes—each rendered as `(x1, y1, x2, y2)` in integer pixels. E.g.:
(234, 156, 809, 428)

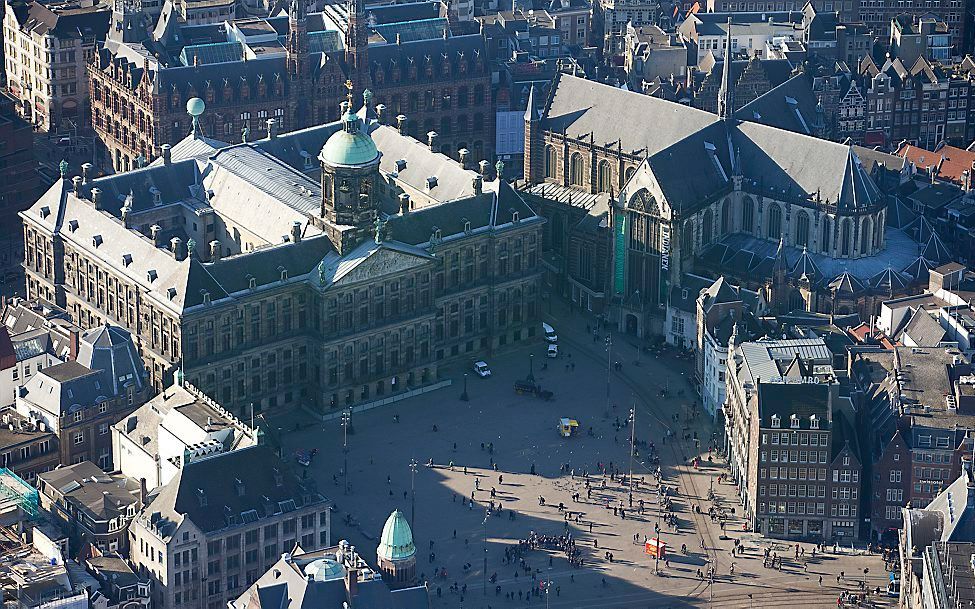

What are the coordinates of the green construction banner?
(614, 211, 626, 295)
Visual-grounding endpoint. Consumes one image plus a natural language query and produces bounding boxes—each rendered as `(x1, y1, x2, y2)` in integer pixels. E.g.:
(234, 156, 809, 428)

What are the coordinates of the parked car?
(513, 379, 537, 394)
(547, 344, 559, 358)
(473, 361, 492, 378)
(542, 322, 558, 343)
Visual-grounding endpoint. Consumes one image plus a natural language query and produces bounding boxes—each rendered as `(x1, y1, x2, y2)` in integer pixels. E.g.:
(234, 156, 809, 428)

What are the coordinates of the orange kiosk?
(644, 537, 667, 559)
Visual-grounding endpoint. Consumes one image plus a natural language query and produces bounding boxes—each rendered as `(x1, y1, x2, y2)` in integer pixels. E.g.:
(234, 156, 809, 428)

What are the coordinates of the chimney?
(345, 566, 359, 598)
(399, 193, 411, 214)
(71, 176, 82, 196)
(396, 114, 408, 134)
(376, 103, 386, 124)
(266, 118, 277, 139)
(458, 148, 470, 169)
(161, 144, 172, 166)
(68, 328, 79, 361)
(210, 240, 222, 261)
(139, 478, 147, 507)
(81, 163, 93, 184)
(427, 130, 438, 150)
(473, 175, 483, 195)
(150, 224, 163, 247)
(90, 187, 104, 211)
(478, 159, 490, 180)
(290, 221, 302, 244)
(171, 237, 187, 261)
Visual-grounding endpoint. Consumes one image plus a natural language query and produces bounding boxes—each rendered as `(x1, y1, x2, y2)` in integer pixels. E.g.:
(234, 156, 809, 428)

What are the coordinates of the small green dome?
(377, 509, 415, 562)
(319, 110, 380, 167)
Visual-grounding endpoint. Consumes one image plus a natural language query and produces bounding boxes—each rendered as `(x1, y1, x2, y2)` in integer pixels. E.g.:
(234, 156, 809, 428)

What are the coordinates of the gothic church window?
(720, 199, 730, 234)
(841, 219, 852, 256)
(570, 153, 584, 186)
(545, 146, 556, 178)
(742, 196, 754, 233)
(597, 161, 611, 193)
(821, 217, 831, 252)
(702, 209, 713, 246)
(795, 212, 809, 248)
(766, 203, 782, 240)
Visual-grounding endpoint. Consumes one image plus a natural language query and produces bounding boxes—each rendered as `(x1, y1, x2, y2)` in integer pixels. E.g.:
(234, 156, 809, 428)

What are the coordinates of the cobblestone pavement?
(284, 300, 895, 608)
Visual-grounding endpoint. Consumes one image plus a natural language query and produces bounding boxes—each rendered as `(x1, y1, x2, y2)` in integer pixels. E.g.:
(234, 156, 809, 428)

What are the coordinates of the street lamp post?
(528, 354, 535, 383)
(606, 335, 613, 398)
(409, 458, 418, 532)
(628, 404, 636, 504)
(341, 410, 351, 495)
(461, 373, 469, 401)
(482, 507, 491, 596)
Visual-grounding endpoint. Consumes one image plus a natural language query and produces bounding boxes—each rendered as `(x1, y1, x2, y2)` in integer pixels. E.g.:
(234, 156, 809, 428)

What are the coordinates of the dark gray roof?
(902, 309, 947, 346)
(146, 444, 324, 537)
(76, 324, 146, 395)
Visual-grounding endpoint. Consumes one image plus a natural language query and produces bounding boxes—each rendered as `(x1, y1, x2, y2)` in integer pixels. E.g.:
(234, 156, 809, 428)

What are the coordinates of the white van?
(542, 322, 558, 343)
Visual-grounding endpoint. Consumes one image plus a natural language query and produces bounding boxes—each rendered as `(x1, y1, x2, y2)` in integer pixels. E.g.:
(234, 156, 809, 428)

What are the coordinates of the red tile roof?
(895, 141, 975, 187)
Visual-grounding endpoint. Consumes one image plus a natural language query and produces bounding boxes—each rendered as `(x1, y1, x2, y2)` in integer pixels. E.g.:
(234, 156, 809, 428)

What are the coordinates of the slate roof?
(668, 273, 716, 314)
(902, 255, 935, 281)
(144, 444, 324, 538)
(37, 462, 141, 522)
(901, 309, 947, 346)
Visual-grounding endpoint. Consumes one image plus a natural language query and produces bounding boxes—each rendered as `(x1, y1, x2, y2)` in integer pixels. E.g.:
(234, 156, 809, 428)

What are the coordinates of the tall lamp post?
(461, 373, 469, 401)
(628, 404, 636, 504)
(528, 354, 535, 383)
(606, 335, 613, 398)
(482, 507, 491, 596)
(341, 409, 351, 495)
(409, 458, 418, 535)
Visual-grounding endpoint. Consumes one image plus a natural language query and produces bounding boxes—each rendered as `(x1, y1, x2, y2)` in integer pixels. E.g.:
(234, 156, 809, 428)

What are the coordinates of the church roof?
(902, 255, 934, 281)
(828, 271, 866, 294)
(791, 247, 822, 281)
(868, 267, 911, 294)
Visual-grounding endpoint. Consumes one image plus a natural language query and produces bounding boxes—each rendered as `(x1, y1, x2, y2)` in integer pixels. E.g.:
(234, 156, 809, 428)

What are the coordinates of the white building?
(2, 0, 110, 132)
(695, 276, 765, 419)
(112, 382, 259, 491)
(679, 12, 801, 63)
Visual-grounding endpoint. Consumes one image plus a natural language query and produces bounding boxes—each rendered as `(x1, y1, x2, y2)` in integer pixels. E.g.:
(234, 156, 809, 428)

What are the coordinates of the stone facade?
(22, 98, 543, 415)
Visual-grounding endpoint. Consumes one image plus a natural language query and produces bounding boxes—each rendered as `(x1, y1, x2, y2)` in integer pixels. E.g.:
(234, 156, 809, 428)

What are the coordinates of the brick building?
(14, 323, 151, 469)
(0, 92, 39, 277)
(724, 338, 863, 540)
(88, 0, 493, 173)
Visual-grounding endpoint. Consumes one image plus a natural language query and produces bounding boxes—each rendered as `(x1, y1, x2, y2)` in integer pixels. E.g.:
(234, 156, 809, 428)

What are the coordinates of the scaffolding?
(0, 470, 39, 521)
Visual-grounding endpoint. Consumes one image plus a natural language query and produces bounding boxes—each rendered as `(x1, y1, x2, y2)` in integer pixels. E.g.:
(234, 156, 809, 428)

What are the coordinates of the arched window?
(683, 221, 695, 252)
(821, 216, 831, 253)
(570, 153, 583, 186)
(874, 214, 883, 248)
(720, 199, 730, 234)
(473, 113, 484, 132)
(597, 160, 611, 193)
(795, 212, 809, 248)
(544, 146, 556, 178)
(742, 196, 754, 233)
(841, 218, 852, 256)
(766, 203, 782, 240)
(860, 218, 871, 255)
(702, 209, 713, 246)
(624, 166, 636, 182)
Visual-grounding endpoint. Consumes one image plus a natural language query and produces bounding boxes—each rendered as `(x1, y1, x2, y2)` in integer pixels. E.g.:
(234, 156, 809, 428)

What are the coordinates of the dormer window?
(279, 267, 288, 282)
(770, 414, 781, 428)
(40, 206, 50, 218)
(167, 287, 177, 300)
(147, 269, 158, 282)
(396, 159, 407, 171)
(463, 219, 471, 234)
(149, 186, 161, 205)
(512, 210, 520, 223)
(92, 235, 103, 248)
(301, 151, 313, 170)
(122, 253, 133, 267)
(810, 414, 820, 429)
(248, 275, 257, 289)
(196, 488, 207, 507)
(426, 176, 438, 190)
(201, 290, 211, 305)
(790, 414, 800, 429)
(68, 219, 79, 232)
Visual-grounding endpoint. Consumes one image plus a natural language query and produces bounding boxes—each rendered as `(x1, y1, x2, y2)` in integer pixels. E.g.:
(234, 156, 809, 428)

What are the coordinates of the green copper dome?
(377, 509, 415, 562)
(319, 108, 380, 167)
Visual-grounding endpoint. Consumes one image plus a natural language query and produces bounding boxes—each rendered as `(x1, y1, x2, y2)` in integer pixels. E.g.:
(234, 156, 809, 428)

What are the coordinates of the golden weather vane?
(344, 79, 354, 106)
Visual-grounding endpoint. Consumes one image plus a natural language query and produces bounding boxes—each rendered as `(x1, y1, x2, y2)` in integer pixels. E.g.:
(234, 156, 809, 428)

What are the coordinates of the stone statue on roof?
(59, 160, 69, 178)
(374, 215, 384, 245)
(318, 258, 328, 286)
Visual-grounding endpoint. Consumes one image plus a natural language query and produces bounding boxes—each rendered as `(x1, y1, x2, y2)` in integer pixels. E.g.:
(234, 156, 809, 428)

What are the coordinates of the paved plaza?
(283, 303, 895, 608)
